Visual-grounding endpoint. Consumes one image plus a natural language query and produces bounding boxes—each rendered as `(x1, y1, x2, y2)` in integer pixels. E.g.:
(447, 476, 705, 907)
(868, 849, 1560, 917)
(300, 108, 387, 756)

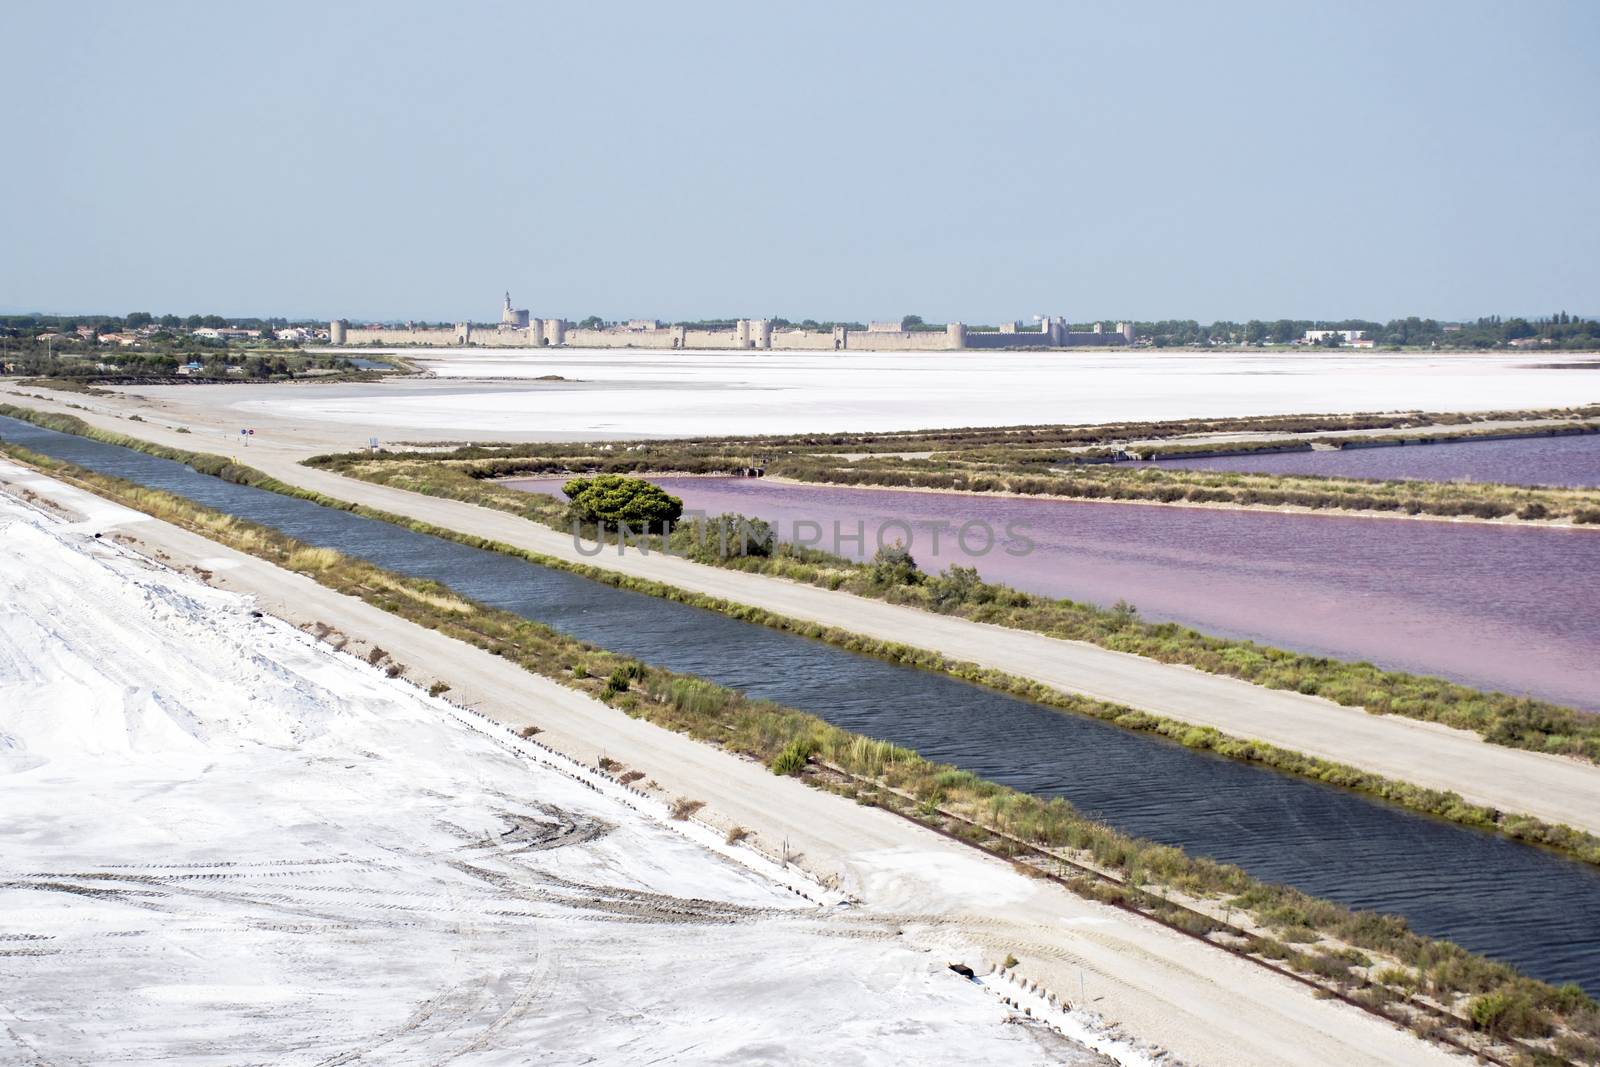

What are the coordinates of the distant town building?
(500, 291, 530, 329)
(327, 294, 1134, 352)
(1302, 329, 1367, 345)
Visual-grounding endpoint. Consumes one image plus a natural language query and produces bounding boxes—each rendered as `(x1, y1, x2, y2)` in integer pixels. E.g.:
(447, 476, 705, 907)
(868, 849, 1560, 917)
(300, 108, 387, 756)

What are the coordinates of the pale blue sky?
(3, 1, 1596, 323)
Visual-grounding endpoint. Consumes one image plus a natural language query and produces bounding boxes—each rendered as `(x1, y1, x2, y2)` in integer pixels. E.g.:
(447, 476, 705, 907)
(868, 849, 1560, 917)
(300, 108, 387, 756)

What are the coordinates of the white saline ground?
(0, 494, 1109, 1066)
(0, 462, 1472, 1067)
(241, 348, 1600, 439)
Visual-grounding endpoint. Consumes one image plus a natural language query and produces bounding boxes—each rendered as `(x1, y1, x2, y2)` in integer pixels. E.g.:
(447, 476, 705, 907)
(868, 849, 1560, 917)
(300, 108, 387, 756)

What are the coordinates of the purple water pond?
(511, 475, 1600, 710)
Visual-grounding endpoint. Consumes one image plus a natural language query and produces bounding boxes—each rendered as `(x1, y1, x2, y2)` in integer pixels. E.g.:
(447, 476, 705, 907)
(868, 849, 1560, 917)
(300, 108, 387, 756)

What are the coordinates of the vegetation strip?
(4, 403, 1600, 866)
(953, 422, 1600, 463)
(3, 442, 1596, 1064)
(770, 457, 1600, 525)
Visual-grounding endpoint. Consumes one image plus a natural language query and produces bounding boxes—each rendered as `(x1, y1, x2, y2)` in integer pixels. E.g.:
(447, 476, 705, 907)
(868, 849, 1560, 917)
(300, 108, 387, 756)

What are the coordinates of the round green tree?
(562, 475, 684, 531)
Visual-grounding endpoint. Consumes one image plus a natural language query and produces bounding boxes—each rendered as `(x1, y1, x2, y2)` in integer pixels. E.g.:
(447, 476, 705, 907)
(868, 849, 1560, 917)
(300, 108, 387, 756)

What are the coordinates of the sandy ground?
(0, 481, 1122, 1067)
(0, 461, 1465, 1067)
(5, 379, 1600, 839)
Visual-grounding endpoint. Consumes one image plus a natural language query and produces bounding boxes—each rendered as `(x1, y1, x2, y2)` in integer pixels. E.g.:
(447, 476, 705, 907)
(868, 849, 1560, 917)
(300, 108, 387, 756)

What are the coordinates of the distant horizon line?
(4, 307, 1596, 327)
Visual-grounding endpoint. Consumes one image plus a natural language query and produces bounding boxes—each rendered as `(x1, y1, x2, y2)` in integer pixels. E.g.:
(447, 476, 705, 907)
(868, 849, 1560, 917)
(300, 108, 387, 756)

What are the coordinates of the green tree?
(562, 475, 684, 530)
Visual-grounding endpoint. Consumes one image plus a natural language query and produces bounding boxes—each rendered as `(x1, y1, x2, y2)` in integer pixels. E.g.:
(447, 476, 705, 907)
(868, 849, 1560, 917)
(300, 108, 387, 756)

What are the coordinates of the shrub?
(1467, 991, 1551, 1038)
(1108, 599, 1140, 628)
(1517, 501, 1549, 520)
(868, 541, 921, 586)
(669, 512, 774, 562)
(668, 797, 704, 821)
(427, 680, 450, 697)
(770, 736, 818, 776)
(562, 474, 683, 530)
(927, 564, 983, 612)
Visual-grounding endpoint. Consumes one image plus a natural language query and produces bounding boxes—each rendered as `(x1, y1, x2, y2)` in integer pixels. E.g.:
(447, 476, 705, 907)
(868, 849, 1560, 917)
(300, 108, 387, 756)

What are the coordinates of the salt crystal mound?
(0, 499, 1090, 1065)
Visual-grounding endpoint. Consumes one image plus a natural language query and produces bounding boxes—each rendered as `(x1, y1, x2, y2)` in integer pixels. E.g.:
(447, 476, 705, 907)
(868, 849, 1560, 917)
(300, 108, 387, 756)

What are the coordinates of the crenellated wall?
(341, 325, 466, 347)
(770, 329, 841, 350)
(843, 329, 959, 351)
(564, 327, 681, 349)
(331, 318, 1133, 351)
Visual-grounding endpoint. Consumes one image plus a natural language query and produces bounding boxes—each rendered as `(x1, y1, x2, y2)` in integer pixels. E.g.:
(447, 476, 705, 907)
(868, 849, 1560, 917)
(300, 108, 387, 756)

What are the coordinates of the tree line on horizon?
(1129, 312, 1598, 349)
(3, 311, 1598, 350)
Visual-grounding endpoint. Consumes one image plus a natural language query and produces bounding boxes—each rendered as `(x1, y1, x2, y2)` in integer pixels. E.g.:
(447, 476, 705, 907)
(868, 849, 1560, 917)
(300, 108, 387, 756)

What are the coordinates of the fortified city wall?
(330, 314, 1136, 351)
